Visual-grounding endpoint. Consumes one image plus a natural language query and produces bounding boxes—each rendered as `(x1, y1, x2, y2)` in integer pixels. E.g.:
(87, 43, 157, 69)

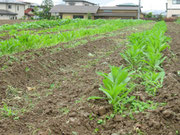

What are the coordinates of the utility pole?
(138, 0, 141, 19)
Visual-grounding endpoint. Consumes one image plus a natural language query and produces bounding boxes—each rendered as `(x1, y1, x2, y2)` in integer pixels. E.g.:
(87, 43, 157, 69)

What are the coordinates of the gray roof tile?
(95, 12, 137, 17)
(100, 6, 139, 10)
(50, 5, 99, 14)
(0, 9, 17, 15)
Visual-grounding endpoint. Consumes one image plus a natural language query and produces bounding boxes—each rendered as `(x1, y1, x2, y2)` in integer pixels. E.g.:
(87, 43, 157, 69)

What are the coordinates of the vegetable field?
(0, 20, 180, 135)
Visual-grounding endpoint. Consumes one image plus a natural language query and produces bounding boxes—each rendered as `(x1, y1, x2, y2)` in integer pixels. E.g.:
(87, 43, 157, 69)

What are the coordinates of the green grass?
(177, 18, 180, 24)
(0, 19, 72, 31)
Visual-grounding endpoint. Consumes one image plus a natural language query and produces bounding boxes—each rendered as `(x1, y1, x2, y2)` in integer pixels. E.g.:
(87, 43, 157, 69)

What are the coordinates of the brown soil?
(0, 20, 34, 26)
(0, 22, 179, 135)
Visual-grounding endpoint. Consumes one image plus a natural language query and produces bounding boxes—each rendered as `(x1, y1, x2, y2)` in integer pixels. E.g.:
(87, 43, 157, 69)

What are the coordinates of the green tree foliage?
(145, 12, 153, 18)
(40, 0, 54, 19)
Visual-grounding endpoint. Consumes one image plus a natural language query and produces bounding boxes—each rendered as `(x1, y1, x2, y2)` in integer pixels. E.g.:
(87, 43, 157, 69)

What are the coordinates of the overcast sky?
(24, 0, 167, 12)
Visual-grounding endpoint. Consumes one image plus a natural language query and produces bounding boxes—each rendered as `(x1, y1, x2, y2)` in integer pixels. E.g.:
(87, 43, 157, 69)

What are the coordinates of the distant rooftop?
(50, 4, 99, 14)
(63, 0, 96, 5)
(117, 3, 139, 7)
(0, 9, 17, 15)
(0, 0, 25, 4)
(100, 6, 139, 11)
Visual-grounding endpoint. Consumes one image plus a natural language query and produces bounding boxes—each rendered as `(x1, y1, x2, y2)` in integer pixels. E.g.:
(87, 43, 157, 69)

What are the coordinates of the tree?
(40, 0, 54, 19)
(145, 12, 153, 18)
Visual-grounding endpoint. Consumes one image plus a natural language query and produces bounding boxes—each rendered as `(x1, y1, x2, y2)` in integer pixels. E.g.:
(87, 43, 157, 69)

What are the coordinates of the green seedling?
(59, 107, 69, 115)
(0, 103, 16, 117)
(50, 83, 55, 89)
(88, 65, 132, 109)
(25, 67, 30, 72)
(94, 128, 99, 133)
(97, 119, 105, 125)
(141, 71, 165, 95)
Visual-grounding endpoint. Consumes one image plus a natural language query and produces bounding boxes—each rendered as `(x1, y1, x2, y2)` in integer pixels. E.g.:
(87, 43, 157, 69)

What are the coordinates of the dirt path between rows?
(0, 22, 179, 135)
(0, 20, 34, 26)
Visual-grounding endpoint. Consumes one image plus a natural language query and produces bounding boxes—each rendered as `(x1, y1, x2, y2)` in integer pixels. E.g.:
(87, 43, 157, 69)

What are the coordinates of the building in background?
(95, 3, 143, 19)
(50, 0, 142, 19)
(167, 0, 180, 17)
(0, 0, 40, 20)
(0, 0, 25, 19)
(64, 0, 96, 6)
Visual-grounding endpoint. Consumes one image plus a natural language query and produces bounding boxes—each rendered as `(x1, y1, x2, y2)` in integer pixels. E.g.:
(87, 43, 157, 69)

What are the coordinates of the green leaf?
(87, 96, 107, 101)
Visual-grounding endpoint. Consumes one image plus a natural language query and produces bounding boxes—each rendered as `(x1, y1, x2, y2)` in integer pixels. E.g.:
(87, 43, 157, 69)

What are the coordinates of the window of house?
(17, 6, 19, 11)
(73, 15, 84, 19)
(103, 10, 112, 13)
(85, 4, 89, 6)
(172, 14, 180, 17)
(104, 10, 112, 13)
(172, 0, 180, 4)
(8, 5, 12, 9)
(69, 2, 75, 5)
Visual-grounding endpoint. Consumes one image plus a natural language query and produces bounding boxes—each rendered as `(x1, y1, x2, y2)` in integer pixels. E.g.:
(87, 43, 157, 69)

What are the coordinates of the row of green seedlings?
(0, 19, 72, 31)
(89, 21, 170, 116)
(0, 19, 114, 40)
(0, 20, 149, 57)
(177, 19, 180, 24)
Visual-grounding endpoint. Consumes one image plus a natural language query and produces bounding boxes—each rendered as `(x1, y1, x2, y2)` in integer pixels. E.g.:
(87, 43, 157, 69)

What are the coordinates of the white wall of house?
(0, 3, 25, 19)
(25, 3, 31, 9)
(167, 10, 180, 17)
(167, 0, 180, 8)
(6, 4, 25, 19)
(0, 3, 6, 10)
(167, 0, 180, 17)
(0, 15, 17, 20)
(0, 15, 10, 20)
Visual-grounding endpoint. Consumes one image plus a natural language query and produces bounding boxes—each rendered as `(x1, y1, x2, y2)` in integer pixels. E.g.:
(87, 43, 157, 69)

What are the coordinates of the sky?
(24, 0, 167, 12)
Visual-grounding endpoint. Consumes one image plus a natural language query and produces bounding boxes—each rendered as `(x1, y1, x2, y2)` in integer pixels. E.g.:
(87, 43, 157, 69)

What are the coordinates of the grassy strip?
(90, 21, 170, 116)
(0, 19, 110, 39)
(0, 19, 149, 56)
(0, 19, 72, 31)
(177, 18, 180, 24)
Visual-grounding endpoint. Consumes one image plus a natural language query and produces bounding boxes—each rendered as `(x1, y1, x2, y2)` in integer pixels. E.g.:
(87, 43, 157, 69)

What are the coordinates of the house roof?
(100, 6, 139, 11)
(25, 8, 34, 14)
(0, 9, 17, 15)
(0, 0, 25, 5)
(50, 5, 99, 14)
(116, 3, 139, 7)
(95, 12, 137, 17)
(63, 0, 96, 5)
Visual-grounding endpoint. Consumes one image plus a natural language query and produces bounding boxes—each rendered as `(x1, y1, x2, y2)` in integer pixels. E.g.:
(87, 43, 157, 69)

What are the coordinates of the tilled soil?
(0, 22, 179, 135)
(0, 20, 33, 26)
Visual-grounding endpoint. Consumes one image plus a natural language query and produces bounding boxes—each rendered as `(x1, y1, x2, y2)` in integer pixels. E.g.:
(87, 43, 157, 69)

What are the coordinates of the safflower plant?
(88, 66, 133, 109)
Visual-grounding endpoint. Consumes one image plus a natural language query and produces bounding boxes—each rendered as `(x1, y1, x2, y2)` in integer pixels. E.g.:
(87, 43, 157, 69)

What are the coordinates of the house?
(63, 0, 97, 6)
(0, 9, 17, 19)
(95, 3, 142, 19)
(50, 4, 99, 19)
(0, 0, 26, 19)
(24, 2, 41, 19)
(167, 0, 180, 17)
(0, 0, 40, 20)
(25, 8, 34, 19)
(50, 0, 98, 19)
(50, 0, 142, 19)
